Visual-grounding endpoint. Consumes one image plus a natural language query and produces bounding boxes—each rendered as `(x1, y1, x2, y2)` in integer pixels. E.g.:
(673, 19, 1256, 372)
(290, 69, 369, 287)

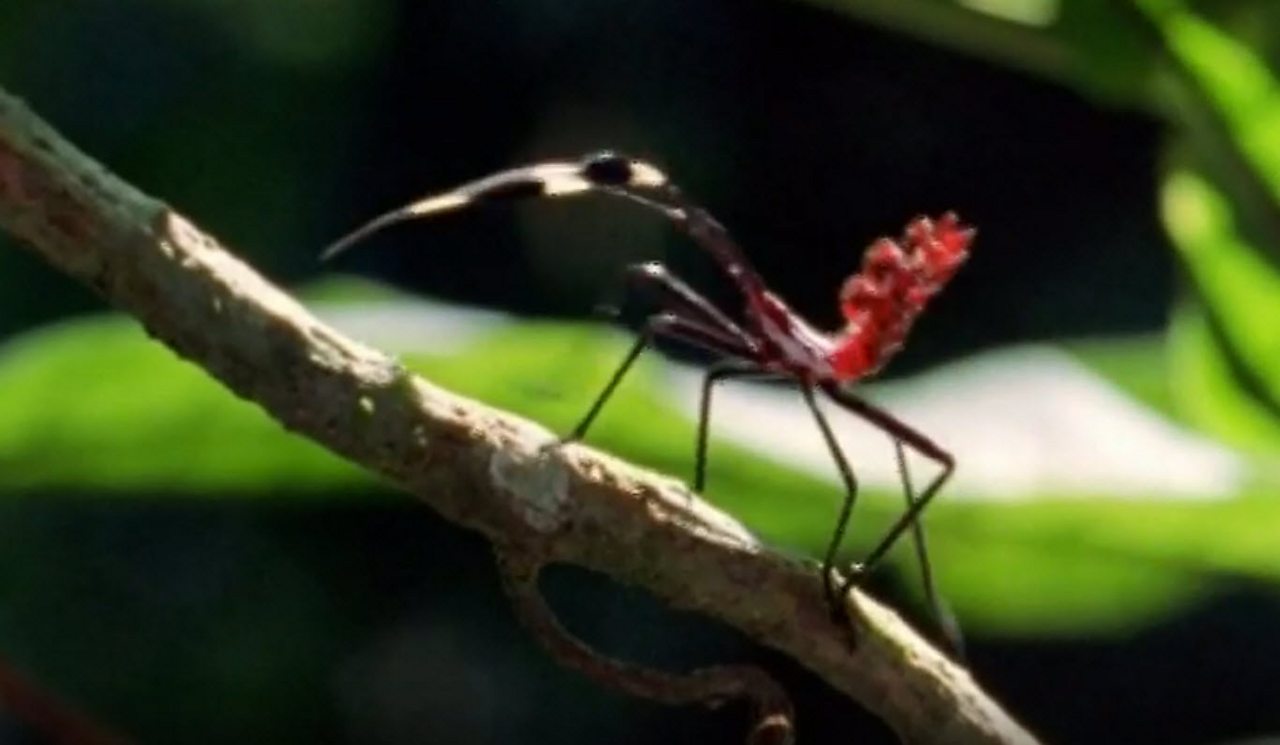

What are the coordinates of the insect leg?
(562, 313, 753, 445)
(798, 384, 862, 622)
(622, 262, 754, 349)
(694, 361, 778, 493)
(891, 438, 965, 657)
(820, 384, 958, 644)
(614, 260, 768, 491)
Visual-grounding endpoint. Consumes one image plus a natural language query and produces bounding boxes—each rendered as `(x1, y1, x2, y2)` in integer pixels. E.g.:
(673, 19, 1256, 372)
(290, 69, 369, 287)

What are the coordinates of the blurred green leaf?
(1161, 169, 1280, 452)
(1134, 2, 1280, 470)
(0, 316, 370, 494)
(1141, 0, 1280, 200)
(1052, 0, 1155, 103)
(2, 289, 1278, 637)
(791, 0, 1157, 106)
(1133, 0, 1280, 323)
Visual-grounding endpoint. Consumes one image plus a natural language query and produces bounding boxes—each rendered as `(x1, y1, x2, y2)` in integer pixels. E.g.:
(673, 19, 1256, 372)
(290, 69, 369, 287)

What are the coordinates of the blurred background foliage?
(2, 0, 1280, 743)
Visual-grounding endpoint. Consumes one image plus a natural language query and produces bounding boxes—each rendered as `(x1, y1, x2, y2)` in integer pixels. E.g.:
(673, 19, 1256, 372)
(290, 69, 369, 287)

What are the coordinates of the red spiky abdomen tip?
(830, 212, 974, 381)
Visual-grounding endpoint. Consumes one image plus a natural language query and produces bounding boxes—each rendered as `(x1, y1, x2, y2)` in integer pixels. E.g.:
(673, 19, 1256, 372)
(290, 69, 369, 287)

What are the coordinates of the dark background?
(3, 1, 1276, 744)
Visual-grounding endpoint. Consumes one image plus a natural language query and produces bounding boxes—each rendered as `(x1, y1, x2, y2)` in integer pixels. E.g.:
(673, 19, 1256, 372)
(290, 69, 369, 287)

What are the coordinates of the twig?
(0, 86, 1039, 745)
(495, 543, 794, 745)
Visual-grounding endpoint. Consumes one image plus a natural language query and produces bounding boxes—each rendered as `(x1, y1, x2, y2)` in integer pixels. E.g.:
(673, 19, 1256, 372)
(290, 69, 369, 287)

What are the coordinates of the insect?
(322, 152, 973, 645)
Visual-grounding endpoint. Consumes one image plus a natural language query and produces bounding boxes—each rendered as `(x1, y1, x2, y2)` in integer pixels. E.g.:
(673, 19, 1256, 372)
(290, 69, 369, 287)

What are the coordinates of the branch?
(0, 87, 1038, 745)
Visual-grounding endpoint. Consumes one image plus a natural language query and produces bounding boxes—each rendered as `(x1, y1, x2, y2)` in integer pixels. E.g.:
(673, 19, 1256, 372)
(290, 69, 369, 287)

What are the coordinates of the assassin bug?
(322, 152, 973, 644)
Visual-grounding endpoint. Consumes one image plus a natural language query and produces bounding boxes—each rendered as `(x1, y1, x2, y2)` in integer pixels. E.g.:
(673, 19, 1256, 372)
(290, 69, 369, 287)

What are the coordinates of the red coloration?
(829, 212, 974, 381)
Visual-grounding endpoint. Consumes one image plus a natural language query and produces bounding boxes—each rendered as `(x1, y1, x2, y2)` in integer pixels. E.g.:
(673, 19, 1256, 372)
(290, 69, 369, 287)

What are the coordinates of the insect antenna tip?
(318, 206, 424, 262)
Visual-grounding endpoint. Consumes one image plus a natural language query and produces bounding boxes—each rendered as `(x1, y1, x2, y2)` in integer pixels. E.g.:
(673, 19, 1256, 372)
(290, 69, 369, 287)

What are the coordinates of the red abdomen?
(830, 212, 973, 381)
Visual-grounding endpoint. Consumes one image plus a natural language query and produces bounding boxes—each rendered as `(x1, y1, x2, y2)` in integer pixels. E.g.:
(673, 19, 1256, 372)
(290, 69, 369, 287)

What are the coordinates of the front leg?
(694, 361, 775, 493)
(555, 311, 753, 448)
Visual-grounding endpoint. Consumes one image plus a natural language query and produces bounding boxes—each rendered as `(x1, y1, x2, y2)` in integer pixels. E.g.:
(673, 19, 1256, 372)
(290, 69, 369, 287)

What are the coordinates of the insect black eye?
(582, 151, 634, 186)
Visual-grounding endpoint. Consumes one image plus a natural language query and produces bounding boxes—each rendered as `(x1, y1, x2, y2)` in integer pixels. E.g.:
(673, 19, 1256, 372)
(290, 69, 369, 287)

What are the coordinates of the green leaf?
(1141, 0, 1280, 199)
(3, 292, 1277, 637)
(788, 0, 1156, 106)
(1161, 169, 1280, 452)
(0, 316, 370, 494)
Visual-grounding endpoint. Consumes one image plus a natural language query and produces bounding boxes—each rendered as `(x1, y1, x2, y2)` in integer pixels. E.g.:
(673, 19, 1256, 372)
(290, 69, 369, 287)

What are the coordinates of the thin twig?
(0, 86, 1039, 745)
(495, 543, 794, 745)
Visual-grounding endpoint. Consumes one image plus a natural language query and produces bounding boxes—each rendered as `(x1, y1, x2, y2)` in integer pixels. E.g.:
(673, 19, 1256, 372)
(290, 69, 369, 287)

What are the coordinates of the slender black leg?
(890, 439, 963, 656)
(561, 325, 653, 444)
(560, 313, 752, 446)
(819, 384, 961, 649)
(621, 258, 764, 474)
(694, 362, 771, 493)
(820, 384, 955, 601)
(622, 262, 753, 350)
(845, 450, 953, 588)
(892, 440, 936, 621)
(799, 384, 861, 622)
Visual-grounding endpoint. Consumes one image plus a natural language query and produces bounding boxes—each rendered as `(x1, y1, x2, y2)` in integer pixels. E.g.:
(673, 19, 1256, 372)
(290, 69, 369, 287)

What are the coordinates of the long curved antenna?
(320, 156, 668, 261)
(320, 159, 650, 261)
(320, 153, 770, 303)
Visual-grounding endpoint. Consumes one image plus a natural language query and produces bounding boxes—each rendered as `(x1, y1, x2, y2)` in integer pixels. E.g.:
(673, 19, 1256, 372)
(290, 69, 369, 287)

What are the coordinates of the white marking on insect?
(407, 192, 469, 217)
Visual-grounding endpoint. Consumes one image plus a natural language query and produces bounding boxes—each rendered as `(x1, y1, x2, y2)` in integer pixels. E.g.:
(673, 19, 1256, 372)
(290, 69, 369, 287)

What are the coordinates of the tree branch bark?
(0, 86, 1039, 745)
